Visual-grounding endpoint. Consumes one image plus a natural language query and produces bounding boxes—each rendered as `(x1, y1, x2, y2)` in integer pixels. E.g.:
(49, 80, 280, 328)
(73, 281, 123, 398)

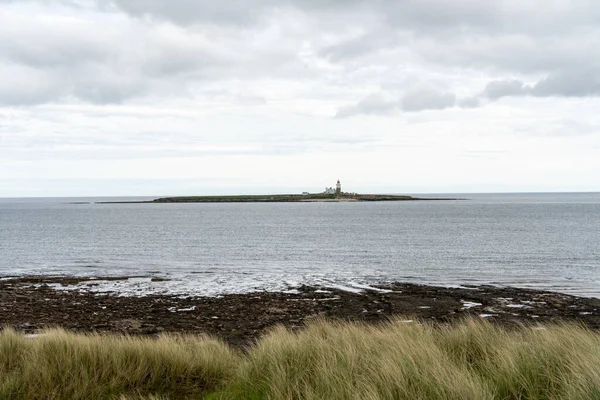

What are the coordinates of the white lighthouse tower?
(335, 179, 341, 196)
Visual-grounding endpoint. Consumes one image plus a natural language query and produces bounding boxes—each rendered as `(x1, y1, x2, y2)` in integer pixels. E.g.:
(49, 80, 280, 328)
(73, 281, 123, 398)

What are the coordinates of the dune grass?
(1, 318, 600, 399)
(0, 328, 238, 399)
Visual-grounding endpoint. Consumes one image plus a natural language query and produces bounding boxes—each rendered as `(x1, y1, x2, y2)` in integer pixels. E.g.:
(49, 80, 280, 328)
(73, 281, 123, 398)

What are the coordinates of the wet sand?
(1, 277, 599, 348)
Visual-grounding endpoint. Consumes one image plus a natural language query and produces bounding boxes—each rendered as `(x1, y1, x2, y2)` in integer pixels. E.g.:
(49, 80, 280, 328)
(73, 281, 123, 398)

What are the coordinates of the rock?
(2, 277, 600, 348)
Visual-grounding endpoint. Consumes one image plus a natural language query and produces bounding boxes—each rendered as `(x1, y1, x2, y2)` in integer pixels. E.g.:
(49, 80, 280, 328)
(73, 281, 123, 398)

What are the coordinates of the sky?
(1, 0, 599, 197)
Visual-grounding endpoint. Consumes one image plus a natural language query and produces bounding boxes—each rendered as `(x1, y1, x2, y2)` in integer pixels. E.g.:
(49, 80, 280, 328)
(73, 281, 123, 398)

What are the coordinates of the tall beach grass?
(1, 318, 599, 399)
(0, 328, 238, 399)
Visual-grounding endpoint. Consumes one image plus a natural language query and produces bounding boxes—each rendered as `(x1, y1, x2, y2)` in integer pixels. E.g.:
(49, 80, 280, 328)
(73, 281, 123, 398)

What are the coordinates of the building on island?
(323, 180, 342, 195)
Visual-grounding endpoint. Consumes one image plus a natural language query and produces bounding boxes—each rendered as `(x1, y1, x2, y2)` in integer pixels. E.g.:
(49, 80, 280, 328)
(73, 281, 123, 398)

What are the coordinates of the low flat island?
(100, 193, 462, 204)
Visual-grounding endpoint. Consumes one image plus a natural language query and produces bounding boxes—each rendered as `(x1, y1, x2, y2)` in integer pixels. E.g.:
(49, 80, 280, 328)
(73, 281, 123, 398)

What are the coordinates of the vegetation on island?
(2, 318, 600, 399)
(151, 193, 419, 203)
(153, 193, 336, 202)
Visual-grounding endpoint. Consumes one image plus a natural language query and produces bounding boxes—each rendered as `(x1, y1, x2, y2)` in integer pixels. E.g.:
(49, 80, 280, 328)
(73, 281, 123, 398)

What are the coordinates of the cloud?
(531, 70, 600, 97)
(476, 70, 600, 105)
(335, 93, 398, 118)
(318, 30, 401, 62)
(401, 86, 456, 112)
(335, 86, 460, 117)
(457, 96, 481, 108)
(1, 0, 599, 109)
(103, 0, 600, 34)
(0, 64, 63, 105)
(105, 0, 278, 26)
(0, 3, 307, 106)
(335, 67, 600, 117)
(0, 6, 231, 105)
(481, 79, 527, 100)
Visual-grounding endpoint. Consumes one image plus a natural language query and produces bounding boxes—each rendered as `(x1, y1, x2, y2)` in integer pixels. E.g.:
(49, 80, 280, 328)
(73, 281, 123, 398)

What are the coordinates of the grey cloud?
(381, 0, 504, 33)
(0, 10, 223, 70)
(401, 87, 456, 112)
(335, 94, 398, 118)
(0, 8, 229, 105)
(314, 2, 600, 104)
(413, 31, 600, 78)
(0, 0, 89, 4)
(379, 0, 600, 40)
(70, 77, 147, 104)
(2, 0, 600, 108)
(104, 0, 369, 26)
(336, 87, 459, 117)
(105, 0, 278, 25)
(106, 0, 600, 33)
(0, 1, 323, 106)
(0, 65, 63, 106)
(2, 0, 278, 25)
(335, 74, 597, 117)
(0, 63, 146, 106)
(0, 29, 108, 69)
(531, 70, 600, 97)
(319, 30, 400, 62)
(482, 79, 527, 100)
(457, 96, 481, 108)
(477, 71, 600, 104)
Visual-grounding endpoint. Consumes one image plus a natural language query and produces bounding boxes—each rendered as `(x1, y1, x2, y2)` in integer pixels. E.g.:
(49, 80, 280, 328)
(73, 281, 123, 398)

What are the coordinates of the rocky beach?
(2, 276, 599, 348)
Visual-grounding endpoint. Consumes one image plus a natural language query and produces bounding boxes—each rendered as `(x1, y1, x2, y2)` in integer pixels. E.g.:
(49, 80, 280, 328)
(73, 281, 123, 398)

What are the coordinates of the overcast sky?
(1, 0, 599, 197)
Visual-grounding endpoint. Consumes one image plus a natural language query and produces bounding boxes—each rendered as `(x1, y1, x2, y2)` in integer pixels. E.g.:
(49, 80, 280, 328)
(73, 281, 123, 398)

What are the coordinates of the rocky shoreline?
(1, 277, 599, 348)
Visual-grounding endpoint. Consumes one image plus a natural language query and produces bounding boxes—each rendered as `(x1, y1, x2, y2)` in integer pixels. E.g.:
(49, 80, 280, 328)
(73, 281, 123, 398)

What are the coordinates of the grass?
(153, 193, 336, 203)
(1, 318, 600, 399)
(0, 329, 238, 399)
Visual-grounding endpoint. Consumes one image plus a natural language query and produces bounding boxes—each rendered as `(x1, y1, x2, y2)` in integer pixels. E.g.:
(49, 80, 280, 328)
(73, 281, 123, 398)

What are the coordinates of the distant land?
(98, 193, 463, 204)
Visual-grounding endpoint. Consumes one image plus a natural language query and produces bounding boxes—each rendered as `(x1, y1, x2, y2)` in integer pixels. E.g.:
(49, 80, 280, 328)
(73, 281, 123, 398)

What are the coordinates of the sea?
(1, 193, 599, 298)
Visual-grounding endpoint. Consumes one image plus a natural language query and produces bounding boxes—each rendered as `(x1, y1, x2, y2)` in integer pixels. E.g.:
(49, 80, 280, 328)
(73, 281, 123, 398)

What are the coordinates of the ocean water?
(1, 193, 599, 297)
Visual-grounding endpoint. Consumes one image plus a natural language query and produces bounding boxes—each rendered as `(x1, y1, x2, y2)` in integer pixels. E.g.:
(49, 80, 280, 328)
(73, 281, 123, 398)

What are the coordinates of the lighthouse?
(335, 179, 341, 196)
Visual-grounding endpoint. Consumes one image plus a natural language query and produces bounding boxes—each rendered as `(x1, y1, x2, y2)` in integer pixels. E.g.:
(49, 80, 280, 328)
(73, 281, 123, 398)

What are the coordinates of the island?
(97, 180, 461, 203)
(97, 193, 461, 204)
(148, 193, 453, 203)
